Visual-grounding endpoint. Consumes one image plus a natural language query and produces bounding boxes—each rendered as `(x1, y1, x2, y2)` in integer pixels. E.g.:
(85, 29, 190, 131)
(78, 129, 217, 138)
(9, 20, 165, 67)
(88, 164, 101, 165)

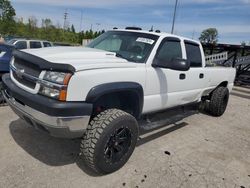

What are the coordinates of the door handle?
(199, 73, 204, 79)
(179, 73, 186, 80)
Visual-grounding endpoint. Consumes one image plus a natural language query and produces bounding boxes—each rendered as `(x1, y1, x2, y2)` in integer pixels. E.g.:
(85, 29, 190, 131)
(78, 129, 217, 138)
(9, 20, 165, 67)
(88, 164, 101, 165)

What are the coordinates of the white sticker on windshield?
(136, 37, 155, 45)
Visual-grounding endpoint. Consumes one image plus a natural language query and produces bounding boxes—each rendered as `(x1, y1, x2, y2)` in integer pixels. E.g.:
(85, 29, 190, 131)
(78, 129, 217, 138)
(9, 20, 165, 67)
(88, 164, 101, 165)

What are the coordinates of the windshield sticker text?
(136, 38, 155, 45)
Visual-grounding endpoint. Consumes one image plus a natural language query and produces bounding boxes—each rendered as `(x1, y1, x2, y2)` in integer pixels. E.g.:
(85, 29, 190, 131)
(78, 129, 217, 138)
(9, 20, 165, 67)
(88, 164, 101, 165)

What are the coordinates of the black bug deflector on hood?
(12, 50, 76, 74)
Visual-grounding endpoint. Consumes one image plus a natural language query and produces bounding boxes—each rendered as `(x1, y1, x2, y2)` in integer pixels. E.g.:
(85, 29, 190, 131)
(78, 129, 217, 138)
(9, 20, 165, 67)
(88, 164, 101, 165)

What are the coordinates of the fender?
(86, 82, 144, 117)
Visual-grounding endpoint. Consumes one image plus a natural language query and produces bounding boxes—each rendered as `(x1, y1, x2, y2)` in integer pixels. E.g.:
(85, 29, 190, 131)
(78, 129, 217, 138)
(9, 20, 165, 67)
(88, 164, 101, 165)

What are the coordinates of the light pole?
(171, 0, 178, 34)
(80, 10, 83, 32)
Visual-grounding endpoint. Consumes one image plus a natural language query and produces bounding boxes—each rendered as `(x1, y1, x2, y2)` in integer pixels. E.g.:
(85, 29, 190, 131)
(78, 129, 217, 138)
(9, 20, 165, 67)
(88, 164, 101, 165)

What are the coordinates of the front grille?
(14, 58, 41, 77)
(12, 57, 41, 90)
(12, 71, 36, 89)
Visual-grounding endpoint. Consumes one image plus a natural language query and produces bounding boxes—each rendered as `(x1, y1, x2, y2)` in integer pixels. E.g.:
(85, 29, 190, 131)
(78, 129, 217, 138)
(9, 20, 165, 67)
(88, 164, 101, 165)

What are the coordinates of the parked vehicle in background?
(2, 28, 236, 174)
(1, 39, 52, 103)
(0, 43, 14, 103)
(7, 39, 53, 50)
(0, 43, 14, 75)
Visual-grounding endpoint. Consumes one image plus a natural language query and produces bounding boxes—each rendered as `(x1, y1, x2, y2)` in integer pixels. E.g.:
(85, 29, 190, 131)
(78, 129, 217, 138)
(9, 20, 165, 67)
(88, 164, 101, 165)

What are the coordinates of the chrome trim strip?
(10, 64, 67, 90)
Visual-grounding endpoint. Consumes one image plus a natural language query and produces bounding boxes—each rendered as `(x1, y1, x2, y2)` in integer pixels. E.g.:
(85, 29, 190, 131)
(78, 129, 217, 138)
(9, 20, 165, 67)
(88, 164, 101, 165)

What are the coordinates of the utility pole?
(80, 10, 83, 32)
(63, 9, 68, 31)
(192, 30, 195, 39)
(96, 23, 101, 31)
(171, 0, 178, 34)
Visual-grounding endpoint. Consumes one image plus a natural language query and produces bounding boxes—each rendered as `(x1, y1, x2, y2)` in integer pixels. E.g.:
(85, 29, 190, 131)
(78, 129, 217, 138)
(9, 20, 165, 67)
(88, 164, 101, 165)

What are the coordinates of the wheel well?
(218, 81, 228, 88)
(202, 81, 229, 101)
(92, 91, 141, 119)
(207, 81, 228, 100)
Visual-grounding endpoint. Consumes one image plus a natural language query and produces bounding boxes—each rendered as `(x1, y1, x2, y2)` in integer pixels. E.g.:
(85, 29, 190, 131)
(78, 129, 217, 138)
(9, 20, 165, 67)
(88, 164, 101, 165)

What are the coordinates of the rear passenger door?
(184, 40, 206, 94)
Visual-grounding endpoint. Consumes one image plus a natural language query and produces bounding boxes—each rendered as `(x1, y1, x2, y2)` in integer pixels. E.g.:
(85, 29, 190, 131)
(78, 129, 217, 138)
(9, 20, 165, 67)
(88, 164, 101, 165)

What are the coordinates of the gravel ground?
(0, 93, 250, 188)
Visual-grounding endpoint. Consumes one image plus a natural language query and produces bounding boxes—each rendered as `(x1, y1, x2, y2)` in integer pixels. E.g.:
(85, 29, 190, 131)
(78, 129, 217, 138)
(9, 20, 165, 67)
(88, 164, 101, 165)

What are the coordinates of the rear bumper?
(2, 74, 93, 138)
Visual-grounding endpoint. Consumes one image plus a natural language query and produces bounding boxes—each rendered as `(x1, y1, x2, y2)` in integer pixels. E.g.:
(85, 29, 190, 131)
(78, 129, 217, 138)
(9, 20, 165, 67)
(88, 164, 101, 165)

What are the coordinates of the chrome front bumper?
(3, 90, 90, 138)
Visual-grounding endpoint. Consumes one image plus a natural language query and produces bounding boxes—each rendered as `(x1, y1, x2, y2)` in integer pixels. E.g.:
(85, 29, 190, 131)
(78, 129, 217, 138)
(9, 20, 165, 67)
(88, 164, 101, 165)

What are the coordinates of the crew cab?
(2, 29, 236, 174)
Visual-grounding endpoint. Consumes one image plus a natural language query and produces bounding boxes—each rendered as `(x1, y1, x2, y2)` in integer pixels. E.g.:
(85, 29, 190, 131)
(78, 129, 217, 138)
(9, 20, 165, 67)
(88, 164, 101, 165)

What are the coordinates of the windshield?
(88, 31, 159, 63)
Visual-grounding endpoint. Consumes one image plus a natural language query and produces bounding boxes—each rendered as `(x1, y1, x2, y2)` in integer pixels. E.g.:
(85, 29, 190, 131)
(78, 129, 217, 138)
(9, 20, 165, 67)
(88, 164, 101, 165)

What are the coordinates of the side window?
(156, 39, 182, 63)
(15, 41, 27, 50)
(185, 42, 202, 67)
(43, 42, 52, 47)
(30, 41, 42, 49)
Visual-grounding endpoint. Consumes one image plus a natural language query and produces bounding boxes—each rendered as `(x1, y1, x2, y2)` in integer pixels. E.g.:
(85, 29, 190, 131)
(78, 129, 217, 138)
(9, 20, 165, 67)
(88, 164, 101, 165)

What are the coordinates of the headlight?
(43, 71, 70, 84)
(39, 71, 72, 101)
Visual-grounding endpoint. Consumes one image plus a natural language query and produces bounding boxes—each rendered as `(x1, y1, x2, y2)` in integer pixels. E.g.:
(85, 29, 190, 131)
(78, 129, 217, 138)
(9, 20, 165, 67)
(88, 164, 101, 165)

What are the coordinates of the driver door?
(143, 37, 203, 113)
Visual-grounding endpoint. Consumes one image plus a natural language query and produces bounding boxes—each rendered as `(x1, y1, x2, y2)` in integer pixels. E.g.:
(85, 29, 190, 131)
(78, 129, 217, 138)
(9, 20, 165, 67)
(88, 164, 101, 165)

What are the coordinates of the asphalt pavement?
(0, 92, 250, 188)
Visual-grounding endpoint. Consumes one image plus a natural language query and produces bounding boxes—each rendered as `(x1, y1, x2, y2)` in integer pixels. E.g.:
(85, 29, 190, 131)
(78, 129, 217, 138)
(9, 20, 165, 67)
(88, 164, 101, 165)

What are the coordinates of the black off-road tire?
(80, 109, 138, 174)
(208, 86, 229, 117)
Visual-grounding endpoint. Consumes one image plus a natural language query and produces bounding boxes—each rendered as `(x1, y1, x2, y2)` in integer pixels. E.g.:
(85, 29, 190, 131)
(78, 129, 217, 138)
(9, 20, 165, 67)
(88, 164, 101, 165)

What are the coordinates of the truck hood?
(22, 47, 136, 71)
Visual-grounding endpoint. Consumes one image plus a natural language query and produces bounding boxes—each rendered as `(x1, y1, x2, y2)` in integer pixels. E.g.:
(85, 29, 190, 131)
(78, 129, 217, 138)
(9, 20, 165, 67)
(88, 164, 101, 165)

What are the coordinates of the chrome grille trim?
(10, 64, 67, 90)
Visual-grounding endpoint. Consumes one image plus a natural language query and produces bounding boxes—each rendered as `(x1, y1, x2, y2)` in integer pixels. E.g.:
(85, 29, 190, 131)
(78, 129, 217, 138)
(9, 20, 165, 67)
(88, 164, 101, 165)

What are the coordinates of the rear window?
(185, 41, 202, 67)
(43, 42, 52, 47)
(30, 41, 42, 49)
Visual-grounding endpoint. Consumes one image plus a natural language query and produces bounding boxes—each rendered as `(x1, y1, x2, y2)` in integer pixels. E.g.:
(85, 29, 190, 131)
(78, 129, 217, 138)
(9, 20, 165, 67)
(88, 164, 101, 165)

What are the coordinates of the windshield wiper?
(115, 53, 126, 59)
(115, 52, 139, 63)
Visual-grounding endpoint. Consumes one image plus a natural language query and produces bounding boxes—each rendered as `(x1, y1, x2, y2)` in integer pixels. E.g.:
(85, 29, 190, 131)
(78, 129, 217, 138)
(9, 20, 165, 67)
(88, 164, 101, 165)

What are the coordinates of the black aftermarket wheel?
(80, 109, 138, 174)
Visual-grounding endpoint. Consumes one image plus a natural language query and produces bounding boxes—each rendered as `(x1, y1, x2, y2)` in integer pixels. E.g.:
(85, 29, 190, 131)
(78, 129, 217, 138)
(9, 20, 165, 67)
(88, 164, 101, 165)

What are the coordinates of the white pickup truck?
(2, 28, 236, 174)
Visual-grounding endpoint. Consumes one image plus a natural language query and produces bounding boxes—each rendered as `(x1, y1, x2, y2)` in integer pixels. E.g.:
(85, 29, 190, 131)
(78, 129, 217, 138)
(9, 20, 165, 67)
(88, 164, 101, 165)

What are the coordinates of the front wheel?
(80, 109, 138, 174)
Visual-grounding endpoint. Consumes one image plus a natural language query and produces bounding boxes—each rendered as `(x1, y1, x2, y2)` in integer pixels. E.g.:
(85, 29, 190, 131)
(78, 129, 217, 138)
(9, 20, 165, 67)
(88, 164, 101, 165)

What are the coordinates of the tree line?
(0, 0, 104, 44)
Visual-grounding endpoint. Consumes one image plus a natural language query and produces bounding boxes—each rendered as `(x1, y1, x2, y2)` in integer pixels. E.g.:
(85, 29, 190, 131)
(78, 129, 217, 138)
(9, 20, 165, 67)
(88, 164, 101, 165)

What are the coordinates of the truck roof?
(114, 29, 201, 45)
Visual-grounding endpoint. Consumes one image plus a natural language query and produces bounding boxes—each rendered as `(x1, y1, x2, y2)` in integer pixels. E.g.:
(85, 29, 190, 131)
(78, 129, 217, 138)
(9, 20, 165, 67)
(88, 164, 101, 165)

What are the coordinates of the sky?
(11, 0, 250, 44)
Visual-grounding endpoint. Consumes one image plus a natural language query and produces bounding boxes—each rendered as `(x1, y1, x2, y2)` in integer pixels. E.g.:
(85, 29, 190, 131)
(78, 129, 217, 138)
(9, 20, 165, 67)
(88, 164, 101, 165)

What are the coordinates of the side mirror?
(153, 57, 190, 71)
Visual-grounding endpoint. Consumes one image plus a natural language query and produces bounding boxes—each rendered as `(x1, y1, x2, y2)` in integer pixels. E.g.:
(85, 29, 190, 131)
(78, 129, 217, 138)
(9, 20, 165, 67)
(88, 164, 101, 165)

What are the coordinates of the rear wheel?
(208, 86, 229, 116)
(80, 109, 138, 174)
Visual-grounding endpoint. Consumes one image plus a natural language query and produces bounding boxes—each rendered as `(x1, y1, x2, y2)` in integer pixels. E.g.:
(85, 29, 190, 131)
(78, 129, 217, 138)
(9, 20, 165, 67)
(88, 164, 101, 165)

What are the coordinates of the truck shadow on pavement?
(9, 106, 198, 176)
(9, 119, 99, 176)
(9, 120, 80, 166)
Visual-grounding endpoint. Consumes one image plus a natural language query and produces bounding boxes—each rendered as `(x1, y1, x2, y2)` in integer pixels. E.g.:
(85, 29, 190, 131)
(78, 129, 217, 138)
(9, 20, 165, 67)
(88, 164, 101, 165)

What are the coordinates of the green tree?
(71, 24, 75, 33)
(241, 41, 246, 46)
(0, 0, 15, 20)
(0, 0, 16, 35)
(42, 18, 52, 29)
(0, 0, 104, 45)
(199, 28, 218, 44)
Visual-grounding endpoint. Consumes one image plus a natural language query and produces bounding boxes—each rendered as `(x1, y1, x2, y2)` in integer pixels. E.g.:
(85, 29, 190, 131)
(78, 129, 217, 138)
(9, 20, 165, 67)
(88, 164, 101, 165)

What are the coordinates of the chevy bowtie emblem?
(16, 69, 25, 79)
